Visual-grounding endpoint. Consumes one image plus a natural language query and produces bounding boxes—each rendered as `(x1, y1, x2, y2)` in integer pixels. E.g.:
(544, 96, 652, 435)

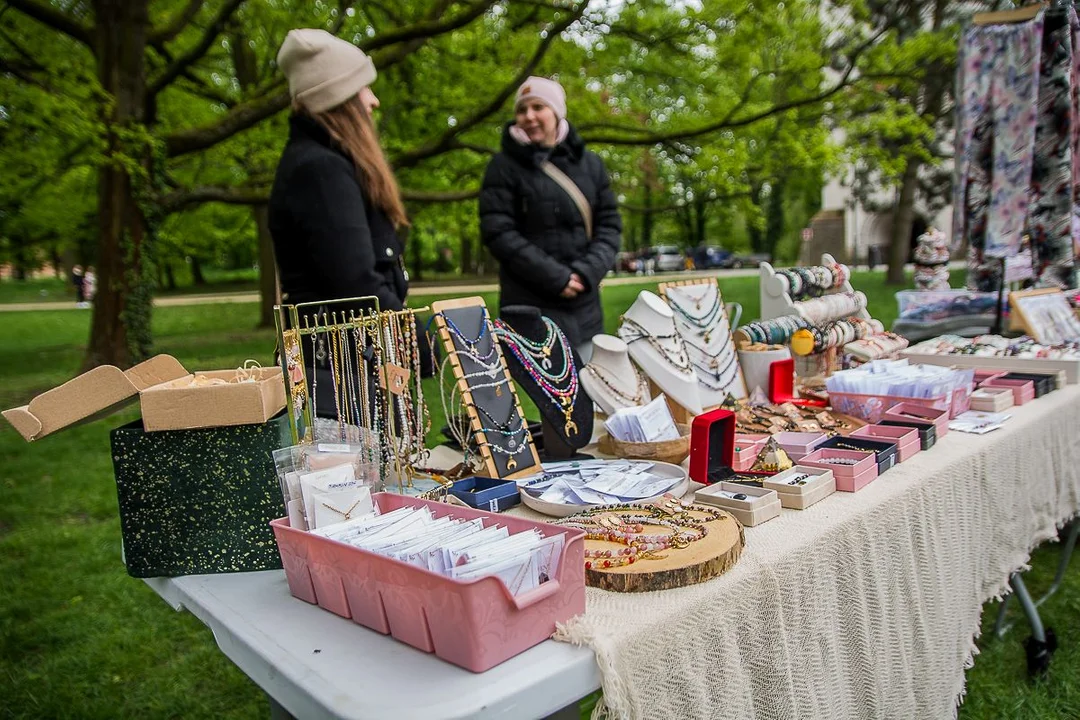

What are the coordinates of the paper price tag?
(380, 363, 412, 396)
(317, 443, 352, 453)
(488, 499, 499, 512)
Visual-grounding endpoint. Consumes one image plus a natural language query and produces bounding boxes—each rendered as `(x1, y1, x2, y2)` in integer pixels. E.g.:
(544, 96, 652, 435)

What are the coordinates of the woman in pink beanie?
(479, 76, 623, 361)
(269, 29, 430, 415)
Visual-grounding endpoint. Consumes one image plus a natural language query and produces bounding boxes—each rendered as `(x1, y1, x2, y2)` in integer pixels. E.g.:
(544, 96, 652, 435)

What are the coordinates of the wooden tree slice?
(584, 509, 745, 593)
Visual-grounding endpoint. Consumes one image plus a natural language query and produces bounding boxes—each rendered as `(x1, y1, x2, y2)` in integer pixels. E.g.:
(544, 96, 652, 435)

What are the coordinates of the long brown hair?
(303, 95, 409, 228)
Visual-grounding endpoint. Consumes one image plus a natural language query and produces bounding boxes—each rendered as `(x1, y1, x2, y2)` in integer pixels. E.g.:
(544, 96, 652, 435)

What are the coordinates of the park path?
(0, 268, 761, 312)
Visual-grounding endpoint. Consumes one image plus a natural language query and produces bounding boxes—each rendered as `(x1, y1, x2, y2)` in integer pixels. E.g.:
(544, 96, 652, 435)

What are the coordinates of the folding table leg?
(993, 519, 1078, 638)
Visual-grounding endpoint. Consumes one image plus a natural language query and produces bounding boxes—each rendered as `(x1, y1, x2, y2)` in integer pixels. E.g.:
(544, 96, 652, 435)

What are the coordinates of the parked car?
(646, 245, 686, 273)
(722, 252, 772, 269)
(689, 245, 733, 269)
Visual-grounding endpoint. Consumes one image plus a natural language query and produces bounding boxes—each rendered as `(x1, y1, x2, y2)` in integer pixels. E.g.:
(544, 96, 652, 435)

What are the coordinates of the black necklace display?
(494, 306, 594, 460)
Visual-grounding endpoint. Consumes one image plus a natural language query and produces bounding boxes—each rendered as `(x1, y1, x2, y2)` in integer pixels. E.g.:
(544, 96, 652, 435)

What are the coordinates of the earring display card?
(694, 482, 781, 526)
(763, 466, 836, 510)
(431, 298, 540, 480)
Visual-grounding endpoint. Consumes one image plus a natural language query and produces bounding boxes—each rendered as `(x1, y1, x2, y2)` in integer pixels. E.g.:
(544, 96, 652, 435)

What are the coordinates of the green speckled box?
(110, 412, 291, 577)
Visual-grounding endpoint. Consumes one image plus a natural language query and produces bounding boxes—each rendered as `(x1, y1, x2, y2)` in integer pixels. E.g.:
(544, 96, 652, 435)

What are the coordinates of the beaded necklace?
(618, 316, 692, 372)
(494, 319, 580, 437)
(666, 285, 724, 339)
(583, 363, 648, 407)
(442, 310, 499, 363)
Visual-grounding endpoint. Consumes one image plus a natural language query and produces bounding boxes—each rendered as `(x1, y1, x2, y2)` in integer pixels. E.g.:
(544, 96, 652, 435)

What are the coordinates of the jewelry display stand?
(494, 306, 593, 461)
(430, 297, 540, 480)
(659, 278, 748, 404)
(275, 297, 431, 492)
(618, 291, 704, 418)
(570, 505, 745, 592)
(579, 334, 651, 417)
(759, 253, 870, 321)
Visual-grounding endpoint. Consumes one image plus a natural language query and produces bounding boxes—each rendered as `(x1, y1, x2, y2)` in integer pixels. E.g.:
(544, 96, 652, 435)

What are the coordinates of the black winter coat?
(270, 114, 408, 315)
(269, 114, 432, 406)
(479, 122, 622, 346)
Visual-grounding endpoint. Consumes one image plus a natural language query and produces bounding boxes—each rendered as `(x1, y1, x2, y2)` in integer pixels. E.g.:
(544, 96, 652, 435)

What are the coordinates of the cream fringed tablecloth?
(537, 386, 1080, 720)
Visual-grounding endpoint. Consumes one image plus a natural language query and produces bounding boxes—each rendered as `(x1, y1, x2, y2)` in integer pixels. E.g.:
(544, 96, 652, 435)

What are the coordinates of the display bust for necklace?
(618, 291, 704, 415)
(580, 334, 651, 416)
(665, 283, 746, 401)
(495, 306, 593, 450)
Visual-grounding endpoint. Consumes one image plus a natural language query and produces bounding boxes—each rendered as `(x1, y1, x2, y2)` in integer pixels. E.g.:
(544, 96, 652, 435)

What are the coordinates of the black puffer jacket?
(479, 122, 622, 346)
(270, 113, 408, 315)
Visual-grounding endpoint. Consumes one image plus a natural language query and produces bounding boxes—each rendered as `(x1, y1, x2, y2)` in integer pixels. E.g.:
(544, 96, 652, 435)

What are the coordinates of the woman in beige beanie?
(269, 29, 430, 415)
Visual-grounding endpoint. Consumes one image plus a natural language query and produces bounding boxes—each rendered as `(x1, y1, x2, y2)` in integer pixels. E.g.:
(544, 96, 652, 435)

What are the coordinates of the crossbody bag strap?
(539, 160, 593, 239)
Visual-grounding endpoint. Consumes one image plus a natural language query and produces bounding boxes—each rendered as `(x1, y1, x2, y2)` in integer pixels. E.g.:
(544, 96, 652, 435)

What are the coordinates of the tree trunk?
(410, 224, 424, 282)
(231, 29, 277, 328)
(460, 231, 473, 275)
(164, 261, 177, 290)
(888, 157, 921, 285)
(191, 256, 207, 286)
(765, 179, 786, 258)
(254, 206, 277, 328)
(748, 182, 765, 253)
(641, 182, 654, 248)
(85, 0, 152, 369)
(694, 196, 707, 247)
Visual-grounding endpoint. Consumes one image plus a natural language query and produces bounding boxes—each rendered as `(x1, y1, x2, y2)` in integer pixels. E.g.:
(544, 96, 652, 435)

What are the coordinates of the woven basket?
(598, 424, 691, 465)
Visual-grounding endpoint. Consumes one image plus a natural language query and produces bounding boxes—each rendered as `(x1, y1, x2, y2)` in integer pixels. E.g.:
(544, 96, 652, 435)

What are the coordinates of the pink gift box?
(732, 433, 769, 472)
(980, 377, 1035, 405)
(974, 369, 1007, 387)
(773, 431, 828, 461)
(883, 402, 950, 438)
(800, 448, 879, 492)
(851, 424, 921, 463)
(270, 493, 586, 673)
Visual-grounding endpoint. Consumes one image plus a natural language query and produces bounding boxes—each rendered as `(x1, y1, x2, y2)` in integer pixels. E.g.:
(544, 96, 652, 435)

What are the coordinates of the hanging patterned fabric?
(952, 14, 1044, 290)
(1027, 7, 1080, 288)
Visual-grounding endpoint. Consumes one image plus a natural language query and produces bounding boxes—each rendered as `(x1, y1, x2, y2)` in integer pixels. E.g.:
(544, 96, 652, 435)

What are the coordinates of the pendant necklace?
(493, 319, 580, 437)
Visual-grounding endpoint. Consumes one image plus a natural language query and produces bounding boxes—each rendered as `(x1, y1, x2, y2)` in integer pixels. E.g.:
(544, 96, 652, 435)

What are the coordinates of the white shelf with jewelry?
(758, 253, 871, 323)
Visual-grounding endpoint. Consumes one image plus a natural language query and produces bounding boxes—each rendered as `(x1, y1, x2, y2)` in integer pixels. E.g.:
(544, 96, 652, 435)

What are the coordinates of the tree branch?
(149, 0, 205, 44)
(360, 0, 497, 52)
(161, 183, 480, 213)
(0, 54, 52, 90)
(149, 0, 246, 97)
(3, 0, 92, 46)
(583, 30, 885, 146)
(391, 1, 589, 169)
(165, 83, 289, 157)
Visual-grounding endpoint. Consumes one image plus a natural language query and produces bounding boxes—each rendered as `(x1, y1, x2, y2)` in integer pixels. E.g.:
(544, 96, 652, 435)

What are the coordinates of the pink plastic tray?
(851, 424, 921, 463)
(270, 493, 586, 673)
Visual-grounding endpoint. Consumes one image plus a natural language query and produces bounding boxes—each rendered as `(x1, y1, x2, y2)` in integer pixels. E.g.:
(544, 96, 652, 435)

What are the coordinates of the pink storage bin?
(828, 391, 951, 425)
(883, 402, 950, 438)
(732, 433, 768, 472)
(773, 431, 828, 461)
(981, 377, 1035, 405)
(851, 424, 920, 463)
(270, 493, 586, 673)
(799, 448, 879, 492)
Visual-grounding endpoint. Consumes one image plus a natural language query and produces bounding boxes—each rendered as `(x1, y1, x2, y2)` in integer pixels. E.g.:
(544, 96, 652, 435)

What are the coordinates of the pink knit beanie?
(515, 76, 567, 120)
(278, 29, 376, 113)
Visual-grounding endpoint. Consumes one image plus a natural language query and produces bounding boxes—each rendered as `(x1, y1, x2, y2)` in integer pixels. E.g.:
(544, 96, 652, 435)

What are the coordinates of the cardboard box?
(763, 466, 836, 509)
(3, 354, 285, 439)
(694, 482, 781, 526)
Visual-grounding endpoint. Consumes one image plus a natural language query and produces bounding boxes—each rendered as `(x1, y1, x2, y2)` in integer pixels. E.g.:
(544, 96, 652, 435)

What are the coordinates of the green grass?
(1, 271, 1076, 719)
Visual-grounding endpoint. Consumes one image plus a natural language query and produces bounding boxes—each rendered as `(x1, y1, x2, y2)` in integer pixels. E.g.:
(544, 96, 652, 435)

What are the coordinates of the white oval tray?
(518, 460, 689, 518)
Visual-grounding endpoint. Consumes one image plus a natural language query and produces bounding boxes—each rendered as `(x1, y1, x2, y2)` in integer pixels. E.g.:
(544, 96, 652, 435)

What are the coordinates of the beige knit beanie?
(277, 29, 376, 113)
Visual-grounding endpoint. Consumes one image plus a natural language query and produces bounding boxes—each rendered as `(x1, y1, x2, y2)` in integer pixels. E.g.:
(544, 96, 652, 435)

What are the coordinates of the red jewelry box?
(689, 408, 736, 484)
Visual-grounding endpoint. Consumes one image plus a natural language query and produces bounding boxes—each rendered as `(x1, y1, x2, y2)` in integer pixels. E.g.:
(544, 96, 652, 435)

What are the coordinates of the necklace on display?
(688, 348, 740, 391)
(492, 317, 562, 373)
(442, 311, 499, 363)
(619, 316, 692, 372)
(667, 285, 724, 341)
(472, 403, 529, 451)
(584, 363, 648, 407)
(493, 319, 581, 437)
